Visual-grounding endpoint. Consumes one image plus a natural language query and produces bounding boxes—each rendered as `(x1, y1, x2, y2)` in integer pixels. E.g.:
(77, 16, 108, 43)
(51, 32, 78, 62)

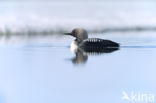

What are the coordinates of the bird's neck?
(75, 38, 86, 44)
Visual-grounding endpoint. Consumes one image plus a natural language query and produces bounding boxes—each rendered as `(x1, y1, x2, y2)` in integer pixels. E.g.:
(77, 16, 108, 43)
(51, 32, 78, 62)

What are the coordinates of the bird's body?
(64, 28, 119, 53)
(79, 38, 119, 48)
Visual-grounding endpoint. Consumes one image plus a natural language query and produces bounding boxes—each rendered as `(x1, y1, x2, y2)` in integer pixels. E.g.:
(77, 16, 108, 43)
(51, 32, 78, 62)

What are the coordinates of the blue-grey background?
(0, 0, 156, 103)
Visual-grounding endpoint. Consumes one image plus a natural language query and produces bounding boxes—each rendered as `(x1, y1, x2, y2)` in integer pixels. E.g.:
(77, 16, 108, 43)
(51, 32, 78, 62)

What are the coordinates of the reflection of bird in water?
(64, 28, 120, 65)
(71, 46, 119, 65)
(71, 48, 88, 64)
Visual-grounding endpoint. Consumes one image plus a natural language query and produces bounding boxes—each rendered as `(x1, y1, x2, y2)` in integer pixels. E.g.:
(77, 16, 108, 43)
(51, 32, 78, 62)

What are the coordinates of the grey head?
(64, 28, 88, 43)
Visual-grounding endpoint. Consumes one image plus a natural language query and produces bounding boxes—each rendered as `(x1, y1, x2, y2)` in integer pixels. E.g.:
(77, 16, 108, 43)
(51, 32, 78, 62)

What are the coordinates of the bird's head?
(64, 28, 88, 42)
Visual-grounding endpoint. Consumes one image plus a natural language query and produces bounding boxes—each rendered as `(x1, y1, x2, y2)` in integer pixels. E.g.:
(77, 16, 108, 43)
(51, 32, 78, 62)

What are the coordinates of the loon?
(64, 28, 119, 53)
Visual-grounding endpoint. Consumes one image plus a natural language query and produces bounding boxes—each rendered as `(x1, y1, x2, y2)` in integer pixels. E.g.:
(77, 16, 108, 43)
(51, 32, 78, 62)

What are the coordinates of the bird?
(64, 28, 119, 53)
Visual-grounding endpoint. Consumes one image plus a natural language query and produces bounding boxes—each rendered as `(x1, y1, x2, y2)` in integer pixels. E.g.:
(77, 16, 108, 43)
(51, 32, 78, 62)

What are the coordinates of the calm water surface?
(0, 32, 156, 103)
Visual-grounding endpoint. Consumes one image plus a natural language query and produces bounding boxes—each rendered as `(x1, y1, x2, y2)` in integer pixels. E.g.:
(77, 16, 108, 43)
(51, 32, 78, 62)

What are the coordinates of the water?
(0, 31, 156, 103)
(1, 0, 156, 103)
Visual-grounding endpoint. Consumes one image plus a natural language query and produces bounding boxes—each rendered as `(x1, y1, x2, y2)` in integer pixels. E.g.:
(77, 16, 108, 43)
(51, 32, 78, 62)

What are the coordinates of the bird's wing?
(81, 38, 119, 47)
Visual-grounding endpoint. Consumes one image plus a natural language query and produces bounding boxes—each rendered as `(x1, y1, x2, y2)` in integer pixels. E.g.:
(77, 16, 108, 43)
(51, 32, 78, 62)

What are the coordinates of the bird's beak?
(64, 33, 72, 35)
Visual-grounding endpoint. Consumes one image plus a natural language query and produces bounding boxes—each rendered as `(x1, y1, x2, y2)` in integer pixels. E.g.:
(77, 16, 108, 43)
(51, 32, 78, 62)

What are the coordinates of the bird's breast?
(70, 41, 78, 54)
